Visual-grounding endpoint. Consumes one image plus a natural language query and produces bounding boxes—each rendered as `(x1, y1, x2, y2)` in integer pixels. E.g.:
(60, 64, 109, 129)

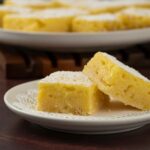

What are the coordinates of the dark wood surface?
(0, 43, 150, 79)
(0, 45, 150, 150)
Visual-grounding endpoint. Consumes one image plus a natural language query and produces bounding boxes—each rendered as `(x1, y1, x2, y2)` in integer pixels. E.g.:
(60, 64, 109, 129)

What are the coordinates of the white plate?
(4, 80, 150, 134)
(1, 28, 150, 51)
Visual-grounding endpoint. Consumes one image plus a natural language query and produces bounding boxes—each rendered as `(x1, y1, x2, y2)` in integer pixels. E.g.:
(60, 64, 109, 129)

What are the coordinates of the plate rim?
(1, 28, 150, 49)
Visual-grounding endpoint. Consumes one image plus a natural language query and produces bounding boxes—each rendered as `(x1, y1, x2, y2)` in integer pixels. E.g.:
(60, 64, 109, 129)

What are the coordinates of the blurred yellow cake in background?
(129, 0, 150, 9)
(4, 0, 12, 5)
(4, 0, 57, 9)
(78, 1, 127, 14)
(73, 13, 124, 32)
(3, 8, 88, 32)
(78, 1, 150, 14)
(117, 8, 150, 29)
(83, 52, 150, 110)
(3, 0, 150, 32)
(53, 0, 99, 8)
(0, 5, 31, 26)
(51, 0, 81, 8)
(37, 71, 109, 115)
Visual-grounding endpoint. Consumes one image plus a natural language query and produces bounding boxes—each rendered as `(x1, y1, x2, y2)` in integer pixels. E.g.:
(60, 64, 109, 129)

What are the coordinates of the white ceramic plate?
(4, 80, 150, 134)
(1, 28, 150, 51)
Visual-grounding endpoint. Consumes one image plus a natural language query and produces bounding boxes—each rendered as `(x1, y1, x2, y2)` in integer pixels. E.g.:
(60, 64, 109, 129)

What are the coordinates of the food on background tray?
(129, 0, 150, 9)
(83, 52, 150, 110)
(4, 0, 100, 9)
(3, 8, 88, 32)
(77, 1, 127, 14)
(37, 71, 109, 115)
(0, 5, 31, 27)
(73, 13, 124, 32)
(4, 0, 12, 5)
(48, 0, 83, 8)
(4, 0, 150, 11)
(2, 0, 150, 32)
(76, 1, 150, 14)
(52, 0, 99, 8)
(4, 0, 57, 9)
(117, 7, 150, 29)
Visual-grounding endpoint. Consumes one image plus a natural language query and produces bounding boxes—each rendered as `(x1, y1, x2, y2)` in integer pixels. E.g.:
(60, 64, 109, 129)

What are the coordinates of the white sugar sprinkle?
(7, 8, 87, 18)
(11, 0, 51, 5)
(40, 71, 93, 86)
(76, 14, 117, 21)
(102, 52, 150, 82)
(0, 6, 31, 12)
(120, 8, 150, 16)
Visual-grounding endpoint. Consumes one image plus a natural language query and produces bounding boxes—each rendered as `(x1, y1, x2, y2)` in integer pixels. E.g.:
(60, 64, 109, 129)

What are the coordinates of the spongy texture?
(83, 52, 150, 110)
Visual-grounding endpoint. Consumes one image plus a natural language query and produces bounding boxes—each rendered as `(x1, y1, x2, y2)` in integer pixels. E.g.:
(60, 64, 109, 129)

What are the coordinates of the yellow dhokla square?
(83, 52, 150, 110)
(117, 8, 150, 29)
(37, 71, 109, 115)
(0, 5, 31, 27)
(73, 14, 123, 32)
(3, 8, 87, 32)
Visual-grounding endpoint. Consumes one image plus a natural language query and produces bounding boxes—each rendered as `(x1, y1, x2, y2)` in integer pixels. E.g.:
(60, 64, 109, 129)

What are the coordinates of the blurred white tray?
(0, 28, 150, 51)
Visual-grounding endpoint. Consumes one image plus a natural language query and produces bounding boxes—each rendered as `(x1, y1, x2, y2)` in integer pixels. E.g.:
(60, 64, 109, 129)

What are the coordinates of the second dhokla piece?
(83, 52, 150, 110)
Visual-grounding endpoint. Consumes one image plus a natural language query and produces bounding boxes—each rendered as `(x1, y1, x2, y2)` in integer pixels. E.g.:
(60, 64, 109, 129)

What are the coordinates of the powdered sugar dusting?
(120, 8, 150, 16)
(11, 0, 51, 5)
(76, 14, 117, 21)
(0, 6, 31, 12)
(40, 71, 93, 86)
(80, 1, 150, 9)
(7, 8, 87, 18)
(102, 52, 150, 82)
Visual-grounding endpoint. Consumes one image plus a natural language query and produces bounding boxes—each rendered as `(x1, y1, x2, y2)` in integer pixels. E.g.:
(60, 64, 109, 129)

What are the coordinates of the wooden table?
(0, 43, 150, 150)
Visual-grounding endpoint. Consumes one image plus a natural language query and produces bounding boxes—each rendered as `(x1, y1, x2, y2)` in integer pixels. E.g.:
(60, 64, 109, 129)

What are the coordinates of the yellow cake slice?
(3, 8, 88, 32)
(83, 52, 150, 110)
(117, 8, 150, 29)
(0, 5, 31, 27)
(37, 71, 109, 115)
(73, 13, 124, 32)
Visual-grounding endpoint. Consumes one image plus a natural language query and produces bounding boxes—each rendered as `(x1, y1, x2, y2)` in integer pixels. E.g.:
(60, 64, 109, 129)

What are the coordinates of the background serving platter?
(0, 28, 150, 51)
